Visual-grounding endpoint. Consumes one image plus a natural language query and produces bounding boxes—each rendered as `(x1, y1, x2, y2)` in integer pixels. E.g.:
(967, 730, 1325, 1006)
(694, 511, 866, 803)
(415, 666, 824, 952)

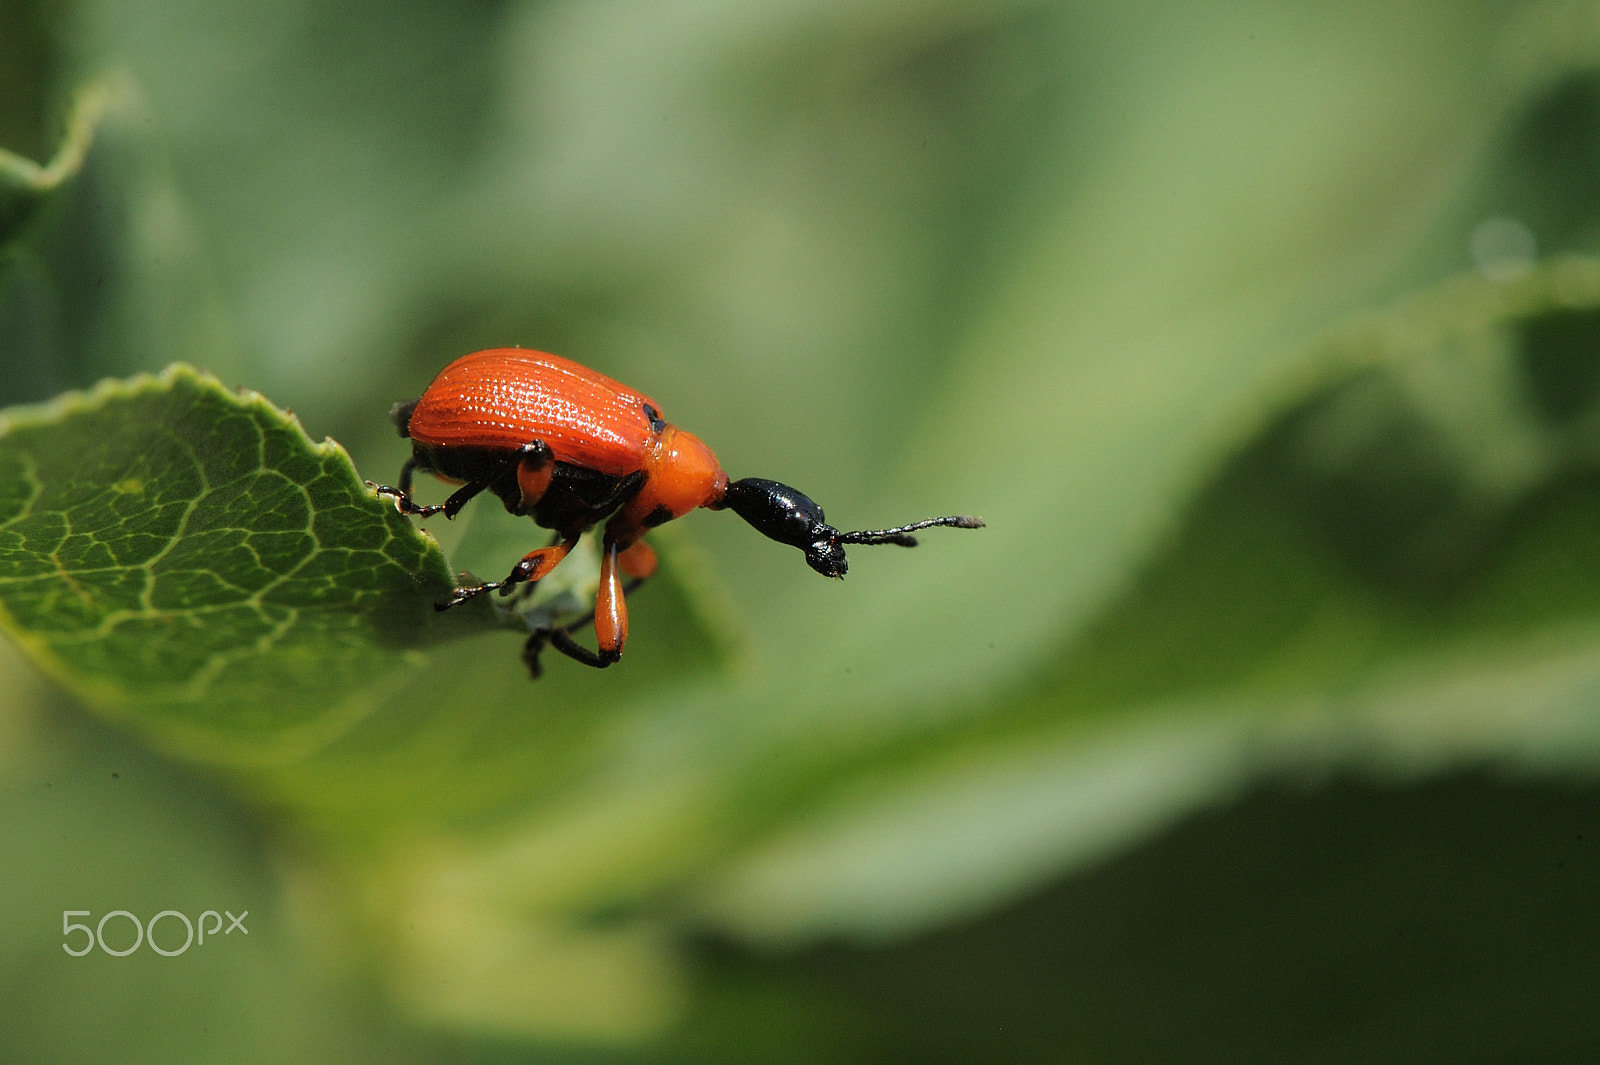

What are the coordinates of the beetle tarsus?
(436, 580, 501, 611)
(368, 481, 450, 518)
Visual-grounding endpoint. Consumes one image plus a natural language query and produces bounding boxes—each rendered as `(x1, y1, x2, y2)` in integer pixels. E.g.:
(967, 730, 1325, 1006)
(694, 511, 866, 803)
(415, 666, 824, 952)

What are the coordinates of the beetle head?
(719, 477, 985, 578)
(721, 478, 850, 577)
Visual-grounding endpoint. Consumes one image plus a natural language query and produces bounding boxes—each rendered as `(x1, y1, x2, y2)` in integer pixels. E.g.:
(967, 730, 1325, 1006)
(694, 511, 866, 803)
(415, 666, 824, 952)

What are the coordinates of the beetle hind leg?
(374, 441, 554, 522)
(370, 462, 492, 520)
(369, 460, 437, 515)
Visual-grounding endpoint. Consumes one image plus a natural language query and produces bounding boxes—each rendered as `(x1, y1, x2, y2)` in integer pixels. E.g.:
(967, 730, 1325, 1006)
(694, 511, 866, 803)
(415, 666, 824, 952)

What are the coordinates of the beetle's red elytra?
(371, 348, 983, 677)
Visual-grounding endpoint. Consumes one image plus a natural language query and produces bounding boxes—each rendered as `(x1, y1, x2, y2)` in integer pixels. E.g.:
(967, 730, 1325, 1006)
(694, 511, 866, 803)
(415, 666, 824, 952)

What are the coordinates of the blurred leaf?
(691, 257, 1600, 943)
(0, 671, 411, 1065)
(0, 80, 113, 245)
(0, 71, 243, 412)
(676, 772, 1600, 1065)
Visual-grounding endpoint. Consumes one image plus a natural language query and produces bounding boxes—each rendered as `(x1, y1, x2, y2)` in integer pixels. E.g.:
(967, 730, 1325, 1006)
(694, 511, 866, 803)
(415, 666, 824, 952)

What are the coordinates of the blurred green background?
(5, 0, 1600, 1060)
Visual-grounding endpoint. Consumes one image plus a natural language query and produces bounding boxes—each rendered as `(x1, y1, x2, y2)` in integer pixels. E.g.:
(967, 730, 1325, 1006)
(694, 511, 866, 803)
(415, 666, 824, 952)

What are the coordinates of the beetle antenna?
(837, 514, 985, 547)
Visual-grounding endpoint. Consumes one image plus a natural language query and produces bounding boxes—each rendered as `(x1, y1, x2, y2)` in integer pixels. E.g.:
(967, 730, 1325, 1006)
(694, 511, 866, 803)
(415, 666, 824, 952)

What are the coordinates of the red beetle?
(374, 348, 982, 675)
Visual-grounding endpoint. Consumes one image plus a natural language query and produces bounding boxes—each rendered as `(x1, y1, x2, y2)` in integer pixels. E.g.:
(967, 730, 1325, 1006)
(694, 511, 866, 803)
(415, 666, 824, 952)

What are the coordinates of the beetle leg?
(439, 476, 494, 519)
(371, 463, 495, 520)
(592, 541, 628, 662)
(372, 487, 451, 517)
(436, 581, 489, 610)
(377, 444, 550, 521)
(520, 628, 550, 677)
(595, 469, 648, 515)
(435, 531, 581, 611)
(369, 458, 442, 516)
(617, 539, 658, 580)
(548, 627, 615, 669)
(503, 532, 581, 590)
(535, 542, 629, 670)
(526, 532, 650, 669)
(513, 440, 555, 512)
(522, 625, 618, 674)
(442, 442, 552, 520)
(520, 573, 650, 678)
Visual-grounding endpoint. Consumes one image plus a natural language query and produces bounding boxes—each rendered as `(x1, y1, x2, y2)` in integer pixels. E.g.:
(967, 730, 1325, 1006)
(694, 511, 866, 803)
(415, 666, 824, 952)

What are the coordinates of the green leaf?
(0, 79, 115, 245)
(0, 365, 475, 757)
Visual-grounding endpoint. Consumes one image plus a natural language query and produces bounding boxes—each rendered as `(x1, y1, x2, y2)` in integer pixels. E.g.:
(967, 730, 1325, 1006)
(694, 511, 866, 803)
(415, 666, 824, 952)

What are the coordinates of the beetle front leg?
(520, 569, 652, 679)
(541, 540, 630, 667)
(591, 541, 628, 663)
(550, 627, 617, 669)
(617, 539, 657, 580)
(520, 626, 614, 674)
